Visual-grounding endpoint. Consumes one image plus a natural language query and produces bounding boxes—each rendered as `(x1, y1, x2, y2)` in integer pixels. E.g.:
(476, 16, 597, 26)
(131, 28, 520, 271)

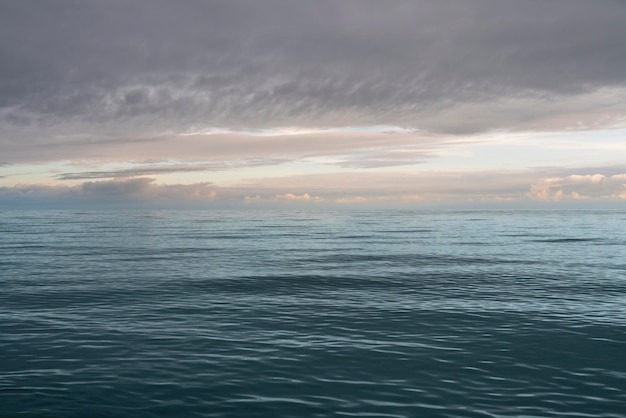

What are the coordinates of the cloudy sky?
(1, 0, 625, 208)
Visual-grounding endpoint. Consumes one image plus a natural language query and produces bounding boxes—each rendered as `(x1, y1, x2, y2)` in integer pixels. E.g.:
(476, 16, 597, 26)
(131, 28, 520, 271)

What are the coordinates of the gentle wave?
(1, 210, 625, 417)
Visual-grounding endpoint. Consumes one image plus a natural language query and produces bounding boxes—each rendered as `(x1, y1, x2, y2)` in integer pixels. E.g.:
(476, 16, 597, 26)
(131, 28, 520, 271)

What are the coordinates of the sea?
(1, 210, 625, 418)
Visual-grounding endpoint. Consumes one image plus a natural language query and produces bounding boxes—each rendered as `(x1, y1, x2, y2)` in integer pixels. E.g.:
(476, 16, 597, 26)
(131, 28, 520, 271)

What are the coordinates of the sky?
(1, 0, 625, 209)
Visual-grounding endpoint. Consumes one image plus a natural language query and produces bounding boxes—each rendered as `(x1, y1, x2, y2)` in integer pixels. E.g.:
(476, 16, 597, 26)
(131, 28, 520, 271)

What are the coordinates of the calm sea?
(1, 210, 625, 417)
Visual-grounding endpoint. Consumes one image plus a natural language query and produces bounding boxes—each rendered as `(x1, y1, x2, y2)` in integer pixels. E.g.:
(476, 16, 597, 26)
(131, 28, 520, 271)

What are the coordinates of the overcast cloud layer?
(3, 1, 626, 136)
(1, 0, 625, 207)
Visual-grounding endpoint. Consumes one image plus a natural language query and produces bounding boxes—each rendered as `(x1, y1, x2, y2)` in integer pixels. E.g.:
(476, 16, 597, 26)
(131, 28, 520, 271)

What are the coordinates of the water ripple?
(1, 210, 625, 417)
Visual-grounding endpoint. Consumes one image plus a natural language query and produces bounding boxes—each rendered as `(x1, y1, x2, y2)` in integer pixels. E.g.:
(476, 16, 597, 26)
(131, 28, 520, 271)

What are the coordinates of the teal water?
(1, 210, 625, 417)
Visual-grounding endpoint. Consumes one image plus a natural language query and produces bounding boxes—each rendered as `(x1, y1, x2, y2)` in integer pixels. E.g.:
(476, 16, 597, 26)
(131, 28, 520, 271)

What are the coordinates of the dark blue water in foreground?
(1, 210, 625, 417)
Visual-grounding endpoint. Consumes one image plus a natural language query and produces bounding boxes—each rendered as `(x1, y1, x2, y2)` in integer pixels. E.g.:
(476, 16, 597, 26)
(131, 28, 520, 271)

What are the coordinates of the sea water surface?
(1, 210, 625, 417)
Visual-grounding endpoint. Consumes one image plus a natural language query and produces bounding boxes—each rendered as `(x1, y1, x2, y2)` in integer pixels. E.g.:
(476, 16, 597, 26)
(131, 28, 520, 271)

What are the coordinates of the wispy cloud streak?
(56, 159, 289, 180)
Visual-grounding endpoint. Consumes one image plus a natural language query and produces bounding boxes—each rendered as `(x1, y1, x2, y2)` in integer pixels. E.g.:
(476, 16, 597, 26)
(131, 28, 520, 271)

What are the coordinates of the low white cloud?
(274, 193, 324, 203)
(243, 194, 262, 203)
(3, 168, 626, 208)
(529, 173, 626, 201)
(336, 196, 369, 204)
(336, 194, 423, 204)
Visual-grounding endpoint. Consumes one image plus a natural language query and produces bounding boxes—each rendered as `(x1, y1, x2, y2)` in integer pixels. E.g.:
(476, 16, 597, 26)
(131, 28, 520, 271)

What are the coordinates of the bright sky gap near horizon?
(1, 0, 626, 208)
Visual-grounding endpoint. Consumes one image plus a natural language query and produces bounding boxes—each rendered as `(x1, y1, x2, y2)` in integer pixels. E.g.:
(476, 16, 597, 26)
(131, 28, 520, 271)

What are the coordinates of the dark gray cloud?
(2, 0, 626, 144)
(0, 177, 222, 208)
(56, 158, 288, 180)
(57, 165, 214, 181)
